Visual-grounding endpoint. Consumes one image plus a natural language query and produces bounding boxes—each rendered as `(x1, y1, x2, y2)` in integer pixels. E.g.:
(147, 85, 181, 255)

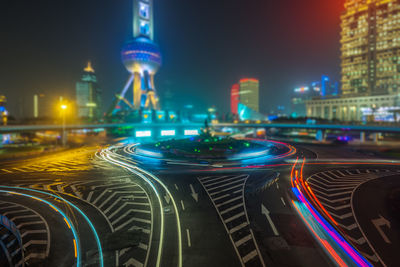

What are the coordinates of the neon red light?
(239, 78, 259, 83)
(231, 84, 240, 114)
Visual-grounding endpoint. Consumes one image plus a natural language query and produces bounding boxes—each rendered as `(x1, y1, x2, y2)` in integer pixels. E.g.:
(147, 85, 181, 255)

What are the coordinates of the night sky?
(0, 0, 345, 117)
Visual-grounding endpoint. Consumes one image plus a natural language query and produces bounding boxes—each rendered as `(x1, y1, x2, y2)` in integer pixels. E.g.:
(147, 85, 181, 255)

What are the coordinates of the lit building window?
(139, 2, 150, 19)
(140, 20, 150, 35)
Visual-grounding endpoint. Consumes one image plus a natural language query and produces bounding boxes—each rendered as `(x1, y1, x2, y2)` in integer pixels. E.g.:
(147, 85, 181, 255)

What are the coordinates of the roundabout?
(125, 133, 296, 168)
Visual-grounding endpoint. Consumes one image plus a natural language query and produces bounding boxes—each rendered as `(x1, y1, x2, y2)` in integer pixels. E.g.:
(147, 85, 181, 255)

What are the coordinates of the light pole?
(60, 104, 67, 146)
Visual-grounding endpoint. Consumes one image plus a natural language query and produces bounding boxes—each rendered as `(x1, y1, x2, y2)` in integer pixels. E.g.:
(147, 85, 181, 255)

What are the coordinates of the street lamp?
(60, 104, 68, 146)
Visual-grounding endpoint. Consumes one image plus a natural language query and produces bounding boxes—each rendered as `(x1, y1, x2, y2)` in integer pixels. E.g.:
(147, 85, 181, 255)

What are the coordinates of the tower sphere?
(121, 37, 162, 74)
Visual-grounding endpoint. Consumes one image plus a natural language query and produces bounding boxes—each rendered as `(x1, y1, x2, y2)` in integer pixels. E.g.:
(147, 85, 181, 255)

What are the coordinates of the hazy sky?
(0, 0, 345, 117)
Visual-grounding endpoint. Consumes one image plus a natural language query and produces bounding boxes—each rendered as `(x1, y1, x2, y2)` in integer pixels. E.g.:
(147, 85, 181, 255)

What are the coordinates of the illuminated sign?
(184, 129, 199, 136)
(161, 130, 176, 136)
(135, 130, 152, 137)
(294, 87, 309, 93)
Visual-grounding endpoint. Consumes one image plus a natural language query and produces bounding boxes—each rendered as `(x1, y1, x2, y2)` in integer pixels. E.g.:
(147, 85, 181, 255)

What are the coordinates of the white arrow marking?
(123, 257, 143, 267)
(262, 204, 279, 236)
(190, 184, 198, 202)
(372, 215, 391, 244)
(164, 194, 171, 204)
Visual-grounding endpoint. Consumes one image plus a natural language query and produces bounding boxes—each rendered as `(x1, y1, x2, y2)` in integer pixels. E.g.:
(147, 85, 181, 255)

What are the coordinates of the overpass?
(1, 122, 400, 142)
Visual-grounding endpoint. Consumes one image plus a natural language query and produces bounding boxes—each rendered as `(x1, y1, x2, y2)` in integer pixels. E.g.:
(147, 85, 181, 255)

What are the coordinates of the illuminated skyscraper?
(230, 84, 239, 114)
(76, 62, 102, 119)
(239, 78, 259, 112)
(306, 1, 400, 122)
(341, 0, 400, 96)
(0, 95, 8, 125)
(112, 0, 161, 112)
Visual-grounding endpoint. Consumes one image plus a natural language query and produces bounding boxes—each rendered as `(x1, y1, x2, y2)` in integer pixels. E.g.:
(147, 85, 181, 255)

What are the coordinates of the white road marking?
(138, 242, 148, 250)
(209, 184, 243, 196)
(189, 184, 198, 202)
(21, 230, 47, 237)
(235, 234, 252, 247)
(123, 257, 143, 267)
(243, 249, 258, 263)
(70, 185, 83, 198)
(86, 191, 94, 202)
(23, 252, 47, 260)
(174, 184, 179, 191)
(220, 203, 243, 215)
(92, 189, 108, 205)
(180, 200, 185, 211)
(114, 217, 151, 231)
(372, 215, 391, 244)
(204, 175, 245, 188)
(261, 204, 279, 236)
(224, 212, 245, 223)
(280, 197, 286, 206)
(186, 229, 191, 247)
(229, 222, 248, 234)
(216, 196, 242, 208)
(206, 178, 246, 191)
(164, 194, 171, 204)
(23, 240, 47, 248)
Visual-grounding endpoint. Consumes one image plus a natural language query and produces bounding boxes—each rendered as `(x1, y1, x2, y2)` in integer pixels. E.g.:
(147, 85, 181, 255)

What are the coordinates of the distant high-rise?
(230, 84, 239, 115)
(341, 0, 400, 96)
(239, 78, 259, 112)
(291, 75, 339, 117)
(0, 95, 8, 125)
(76, 62, 102, 119)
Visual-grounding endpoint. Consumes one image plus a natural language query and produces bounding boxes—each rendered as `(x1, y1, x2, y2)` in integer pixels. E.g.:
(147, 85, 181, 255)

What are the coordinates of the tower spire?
(133, 0, 154, 40)
(84, 61, 95, 73)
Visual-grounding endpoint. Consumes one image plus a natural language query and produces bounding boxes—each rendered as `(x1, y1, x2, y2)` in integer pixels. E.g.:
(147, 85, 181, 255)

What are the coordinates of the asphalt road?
(0, 142, 398, 266)
(352, 175, 400, 266)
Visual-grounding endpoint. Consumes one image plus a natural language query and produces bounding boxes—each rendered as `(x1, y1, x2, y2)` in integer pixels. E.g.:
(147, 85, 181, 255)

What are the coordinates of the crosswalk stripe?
(243, 249, 258, 263)
(210, 184, 243, 196)
(205, 175, 246, 188)
(216, 196, 242, 208)
(220, 203, 243, 215)
(208, 178, 246, 192)
(235, 234, 252, 247)
(229, 222, 248, 234)
(225, 212, 245, 224)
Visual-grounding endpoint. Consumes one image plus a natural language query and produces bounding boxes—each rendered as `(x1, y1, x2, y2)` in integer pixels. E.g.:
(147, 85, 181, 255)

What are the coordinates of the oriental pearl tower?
(116, 0, 162, 111)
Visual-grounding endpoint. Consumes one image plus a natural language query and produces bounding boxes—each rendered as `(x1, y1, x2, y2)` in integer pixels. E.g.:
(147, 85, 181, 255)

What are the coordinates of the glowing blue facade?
(238, 103, 266, 121)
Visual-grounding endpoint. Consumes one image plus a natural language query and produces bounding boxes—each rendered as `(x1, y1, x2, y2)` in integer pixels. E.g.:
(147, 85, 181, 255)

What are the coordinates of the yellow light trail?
(73, 239, 77, 258)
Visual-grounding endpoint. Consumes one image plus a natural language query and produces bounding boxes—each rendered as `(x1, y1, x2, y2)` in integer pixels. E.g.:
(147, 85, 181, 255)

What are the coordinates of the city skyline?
(0, 0, 344, 117)
(1, 2, 400, 267)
